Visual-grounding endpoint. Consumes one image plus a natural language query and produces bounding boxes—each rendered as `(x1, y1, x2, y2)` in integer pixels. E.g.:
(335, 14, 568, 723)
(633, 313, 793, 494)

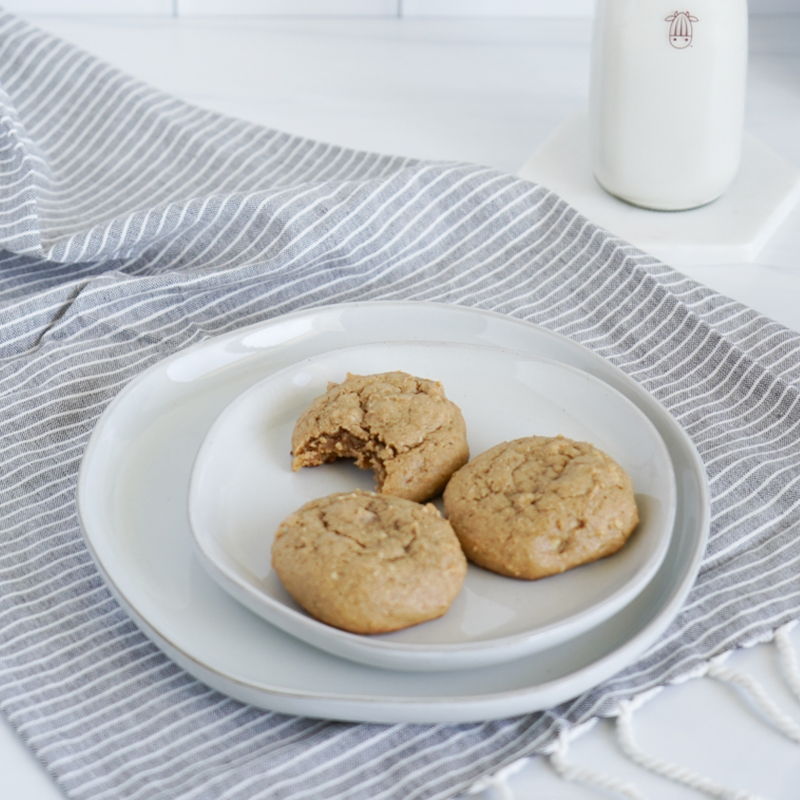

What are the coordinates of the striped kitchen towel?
(1, 10, 799, 800)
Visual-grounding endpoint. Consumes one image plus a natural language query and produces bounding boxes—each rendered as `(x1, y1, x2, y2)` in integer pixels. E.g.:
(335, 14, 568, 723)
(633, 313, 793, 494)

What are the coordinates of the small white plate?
(188, 342, 676, 671)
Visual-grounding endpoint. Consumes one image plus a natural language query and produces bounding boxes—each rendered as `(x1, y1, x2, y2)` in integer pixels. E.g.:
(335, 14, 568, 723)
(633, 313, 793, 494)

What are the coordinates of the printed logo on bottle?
(665, 11, 698, 49)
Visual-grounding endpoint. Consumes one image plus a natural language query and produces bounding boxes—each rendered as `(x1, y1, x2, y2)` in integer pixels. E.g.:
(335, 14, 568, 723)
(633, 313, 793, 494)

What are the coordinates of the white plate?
(76, 302, 709, 723)
(188, 342, 676, 671)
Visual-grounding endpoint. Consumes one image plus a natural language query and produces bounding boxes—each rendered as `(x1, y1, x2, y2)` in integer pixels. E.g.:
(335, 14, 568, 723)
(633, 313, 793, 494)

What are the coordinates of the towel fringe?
(549, 726, 648, 800)
(463, 623, 800, 800)
(706, 660, 800, 744)
(775, 622, 800, 704)
(615, 701, 764, 800)
(464, 757, 529, 799)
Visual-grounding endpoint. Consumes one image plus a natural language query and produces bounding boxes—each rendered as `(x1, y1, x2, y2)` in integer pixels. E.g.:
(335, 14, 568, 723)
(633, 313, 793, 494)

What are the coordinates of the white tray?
(77, 302, 709, 724)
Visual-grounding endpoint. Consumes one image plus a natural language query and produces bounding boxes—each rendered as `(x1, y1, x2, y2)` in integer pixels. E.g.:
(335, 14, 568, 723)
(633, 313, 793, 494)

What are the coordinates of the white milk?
(589, 0, 748, 211)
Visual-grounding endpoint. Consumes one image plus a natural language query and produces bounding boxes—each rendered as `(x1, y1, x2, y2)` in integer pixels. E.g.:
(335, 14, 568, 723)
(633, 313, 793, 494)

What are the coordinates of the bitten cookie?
(271, 491, 468, 634)
(443, 435, 639, 579)
(290, 371, 469, 502)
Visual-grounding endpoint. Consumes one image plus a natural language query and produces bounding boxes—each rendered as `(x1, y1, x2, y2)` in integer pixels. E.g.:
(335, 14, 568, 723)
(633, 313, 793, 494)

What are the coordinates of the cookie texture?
(291, 371, 469, 502)
(271, 491, 468, 634)
(443, 436, 639, 579)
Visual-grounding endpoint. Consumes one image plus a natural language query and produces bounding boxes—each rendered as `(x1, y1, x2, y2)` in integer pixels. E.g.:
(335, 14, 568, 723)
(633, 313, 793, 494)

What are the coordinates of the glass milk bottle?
(589, 0, 748, 210)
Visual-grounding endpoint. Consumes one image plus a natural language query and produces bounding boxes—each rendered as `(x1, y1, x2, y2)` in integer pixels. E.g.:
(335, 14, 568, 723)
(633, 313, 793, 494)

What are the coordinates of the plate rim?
(187, 339, 677, 671)
(76, 300, 710, 723)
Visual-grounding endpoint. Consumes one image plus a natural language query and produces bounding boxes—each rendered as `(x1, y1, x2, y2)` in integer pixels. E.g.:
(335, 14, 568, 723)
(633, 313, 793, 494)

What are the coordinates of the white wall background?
(2, 0, 797, 16)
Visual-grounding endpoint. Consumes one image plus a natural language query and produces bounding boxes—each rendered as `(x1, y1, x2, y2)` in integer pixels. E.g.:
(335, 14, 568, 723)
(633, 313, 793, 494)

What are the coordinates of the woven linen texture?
(1, 11, 799, 800)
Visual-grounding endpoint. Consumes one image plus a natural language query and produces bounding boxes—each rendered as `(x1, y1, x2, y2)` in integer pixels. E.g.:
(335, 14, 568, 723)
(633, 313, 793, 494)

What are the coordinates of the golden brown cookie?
(271, 491, 467, 634)
(290, 371, 469, 502)
(443, 436, 639, 579)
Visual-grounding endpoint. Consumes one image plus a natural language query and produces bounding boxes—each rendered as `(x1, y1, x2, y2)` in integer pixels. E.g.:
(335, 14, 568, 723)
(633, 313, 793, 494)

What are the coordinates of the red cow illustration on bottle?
(666, 11, 699, 49)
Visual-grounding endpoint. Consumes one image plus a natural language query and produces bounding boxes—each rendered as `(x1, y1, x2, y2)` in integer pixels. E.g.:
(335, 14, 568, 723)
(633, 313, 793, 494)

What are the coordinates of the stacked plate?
(77, 302, 709, 724)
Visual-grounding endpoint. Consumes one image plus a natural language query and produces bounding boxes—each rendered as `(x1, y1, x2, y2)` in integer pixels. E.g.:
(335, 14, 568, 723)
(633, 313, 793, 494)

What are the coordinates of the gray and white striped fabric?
(1, 10, 799, 800)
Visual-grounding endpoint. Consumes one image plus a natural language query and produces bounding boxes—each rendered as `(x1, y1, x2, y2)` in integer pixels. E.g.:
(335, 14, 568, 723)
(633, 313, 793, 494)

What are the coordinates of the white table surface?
(5, 12, 800, 800)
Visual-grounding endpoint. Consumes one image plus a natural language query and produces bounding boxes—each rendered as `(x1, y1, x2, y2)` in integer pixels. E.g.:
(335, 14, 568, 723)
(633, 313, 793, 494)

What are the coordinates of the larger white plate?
(188, 342, 676, 671)
(76, 302, 709, 724)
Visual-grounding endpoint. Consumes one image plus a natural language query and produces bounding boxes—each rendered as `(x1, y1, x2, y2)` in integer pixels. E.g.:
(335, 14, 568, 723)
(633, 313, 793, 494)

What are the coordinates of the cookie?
(271, 491, 467, 634)
(443, 435, 639, 579)
(291, 371, 469, 502)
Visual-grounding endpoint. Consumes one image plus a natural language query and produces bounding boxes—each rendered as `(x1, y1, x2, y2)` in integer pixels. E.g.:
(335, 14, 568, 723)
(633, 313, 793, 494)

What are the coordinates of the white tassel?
(707, 660, 800, 744)
(465, 757, 528, 800)
(774, 623, 800, 705)
(616, 700, 764, 800)
(549, 727, 648, 800)
(474, 775, 515, 800)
